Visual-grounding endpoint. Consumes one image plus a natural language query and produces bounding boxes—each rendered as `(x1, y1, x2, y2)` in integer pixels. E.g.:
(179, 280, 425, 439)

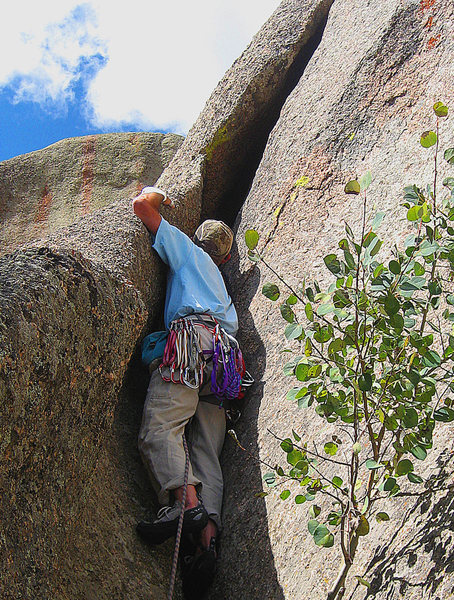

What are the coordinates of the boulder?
(0, 132, 183, 256)
(218, 1, 454, 599)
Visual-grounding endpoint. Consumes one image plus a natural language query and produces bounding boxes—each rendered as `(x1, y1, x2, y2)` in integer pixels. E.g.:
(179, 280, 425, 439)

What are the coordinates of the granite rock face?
(0, 1, 334, 598)
(156, 0, 334, 225)
(3, 0, 454, 598)
(218, 1, 454, 599)
(0, 132, 183, 256)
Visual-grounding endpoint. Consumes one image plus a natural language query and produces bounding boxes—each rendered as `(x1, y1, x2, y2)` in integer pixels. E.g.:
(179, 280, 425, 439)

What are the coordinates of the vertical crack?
(205, 1, 334, 226)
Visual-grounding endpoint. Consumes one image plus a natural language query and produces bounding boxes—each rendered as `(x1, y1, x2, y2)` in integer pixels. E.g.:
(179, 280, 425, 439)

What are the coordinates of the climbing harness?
(159, 315, 250, 405)
(167, 433, 190, 600)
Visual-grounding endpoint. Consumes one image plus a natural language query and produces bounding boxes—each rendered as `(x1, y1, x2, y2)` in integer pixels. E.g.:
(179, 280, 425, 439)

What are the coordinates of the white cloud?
(0, 3, 105, 107)
(0, 0, 280, 133)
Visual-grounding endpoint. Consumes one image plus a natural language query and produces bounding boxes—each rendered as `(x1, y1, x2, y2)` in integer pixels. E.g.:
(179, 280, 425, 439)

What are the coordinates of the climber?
(132, 186, 240, 598)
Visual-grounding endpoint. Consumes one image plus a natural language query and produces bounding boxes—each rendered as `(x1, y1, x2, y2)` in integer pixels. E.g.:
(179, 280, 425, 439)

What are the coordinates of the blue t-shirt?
(152, 218, 238, 336)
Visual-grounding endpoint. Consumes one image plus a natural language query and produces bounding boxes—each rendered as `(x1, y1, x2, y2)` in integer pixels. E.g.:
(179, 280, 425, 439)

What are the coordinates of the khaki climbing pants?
(138, 321, 226, 530)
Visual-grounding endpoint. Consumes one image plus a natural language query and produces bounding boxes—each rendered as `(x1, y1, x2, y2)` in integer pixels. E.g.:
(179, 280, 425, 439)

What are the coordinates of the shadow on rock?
(209, 248, 285, 600)
(360, 450, 454, 600)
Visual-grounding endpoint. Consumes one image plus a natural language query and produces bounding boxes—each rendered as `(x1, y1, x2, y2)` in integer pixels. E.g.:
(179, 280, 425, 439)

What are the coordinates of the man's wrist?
(141, 186, 167, 204)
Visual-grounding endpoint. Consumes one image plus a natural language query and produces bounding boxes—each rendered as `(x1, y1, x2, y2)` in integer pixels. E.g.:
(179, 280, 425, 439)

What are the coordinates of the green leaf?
(418, 242, 439, 257)
(376, 512, 390, 523)
(324, 254, 342, 274)
(317, 303, 335, 316)
(389, 260, 401, 274)
(280, 304, 295, 323)
(383, 477, 397, 491)
(245, 229, 259, 250)
(247, 250, 260, 263)
(286, 387, 301, 401)
(407, 205, 423, 222)
(263, 472, 276, 487)
(287, 449, 304, 466)
(345, 180, 361, 195)
(328, 511, 342, 526)
(355, 577, 371, 589)
(295, 363, 309, 382)
(433, 407, 454, 422)
(292, 429, 301, 442)
(372, 211, 385, 231)
(444, 148, 454, 165)
(384, 294, 400, 316)
(365, 459, 383, 470)
(262, 282, 280, 301)
(332, 476, 343, 488)
(433, 101, 448, 117)
(408, 472, 424, 484)
(403, 408, 418, 428)
(443, 177, 454, 190)
(285, 323, 304, 340)
(305, 303, 314, 321)
(324, 442, 338, 456)
(414, 262, 425, 276)
(396, 459, 414, 476)
(409, 445, 427, 460)
(280, 490, 291, 501)
(283, 357, 300, 376)
(353, 442, 361, 455)
(420, 131, 437, 148)
(359, 171, 372, 192)
(313, 524, 335, 547)
(309, 505, 321, 518)
(357, 515, 370, 537)
(295, 495, 306, 504)
(280, 438, 293, 453)
(314, 326, 333, 344)
(358, 373, 372, 391)
(308, 519, 319, 535)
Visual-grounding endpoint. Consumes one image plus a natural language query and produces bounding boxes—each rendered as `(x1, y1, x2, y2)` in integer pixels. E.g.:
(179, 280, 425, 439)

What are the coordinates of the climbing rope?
(167, 433, 190, 600)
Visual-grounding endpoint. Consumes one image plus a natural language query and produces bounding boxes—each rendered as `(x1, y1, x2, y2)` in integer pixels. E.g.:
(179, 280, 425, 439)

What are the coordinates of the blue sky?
(0, 0, 280, 162)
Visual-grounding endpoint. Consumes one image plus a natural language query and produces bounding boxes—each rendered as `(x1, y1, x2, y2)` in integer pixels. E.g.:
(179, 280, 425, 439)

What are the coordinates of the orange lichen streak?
(35, 184, 53, 224)
(82, 136, 95, 216)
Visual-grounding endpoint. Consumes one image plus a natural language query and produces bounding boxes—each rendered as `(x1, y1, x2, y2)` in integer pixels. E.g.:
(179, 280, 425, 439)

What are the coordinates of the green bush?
(246, 101, 454, 599)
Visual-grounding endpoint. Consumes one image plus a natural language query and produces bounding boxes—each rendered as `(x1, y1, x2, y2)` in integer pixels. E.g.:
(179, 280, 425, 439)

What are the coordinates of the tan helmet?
(193, 220, 234, 259)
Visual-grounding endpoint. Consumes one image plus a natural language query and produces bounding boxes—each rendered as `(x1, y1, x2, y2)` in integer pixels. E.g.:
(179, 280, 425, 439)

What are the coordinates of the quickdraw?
(160, 318, 206, 388)
(210, 324, 244, 403)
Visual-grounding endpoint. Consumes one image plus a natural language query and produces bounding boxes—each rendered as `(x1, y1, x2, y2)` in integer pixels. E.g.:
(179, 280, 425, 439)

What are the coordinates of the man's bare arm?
(132, 190, 172, 234)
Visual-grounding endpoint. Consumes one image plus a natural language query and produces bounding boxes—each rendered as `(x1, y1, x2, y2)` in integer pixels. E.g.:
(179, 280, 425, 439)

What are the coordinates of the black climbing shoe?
(181, 536, 218, 600)
(136, 502, 208, 545)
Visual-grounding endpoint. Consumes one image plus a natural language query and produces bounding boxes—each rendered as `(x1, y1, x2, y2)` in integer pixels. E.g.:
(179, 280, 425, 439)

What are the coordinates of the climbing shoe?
(181, 536, 218, 600)
(136, 502, 208, 545)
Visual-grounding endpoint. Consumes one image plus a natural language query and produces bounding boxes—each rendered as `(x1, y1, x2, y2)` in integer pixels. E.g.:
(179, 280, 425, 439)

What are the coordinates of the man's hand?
(132, 188, 173, 234)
